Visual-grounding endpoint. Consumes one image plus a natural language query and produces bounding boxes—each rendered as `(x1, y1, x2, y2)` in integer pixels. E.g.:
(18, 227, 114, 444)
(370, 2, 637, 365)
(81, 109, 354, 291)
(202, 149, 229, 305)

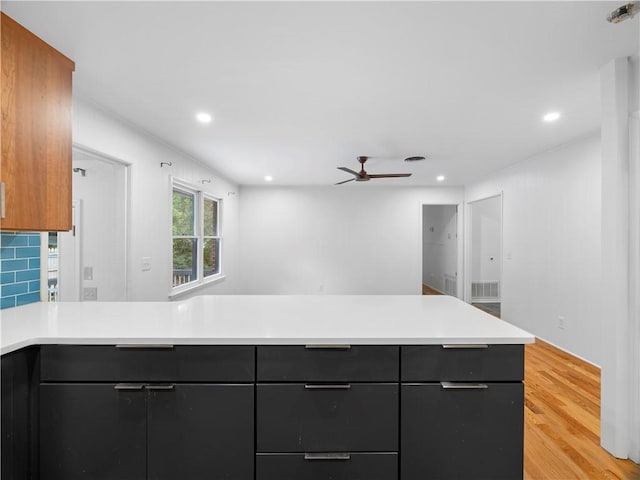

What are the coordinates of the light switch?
(141, 257, 151, 271)
(83, 266, 93, 280)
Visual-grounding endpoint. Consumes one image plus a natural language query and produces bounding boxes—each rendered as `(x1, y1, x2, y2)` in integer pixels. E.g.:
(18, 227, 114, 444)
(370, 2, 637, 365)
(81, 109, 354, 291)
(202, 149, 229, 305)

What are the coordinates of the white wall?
(466, 133, 602, 365)
(470, 195, 501, 284)
(72, 98, 240, 300)
(238, 186, 463, 294)
(422, 205, 457, 291)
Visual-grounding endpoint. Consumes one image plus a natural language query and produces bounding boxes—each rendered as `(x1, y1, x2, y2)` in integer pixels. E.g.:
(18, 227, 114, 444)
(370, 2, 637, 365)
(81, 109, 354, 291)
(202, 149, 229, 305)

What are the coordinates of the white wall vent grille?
(444, 274, 457, 297)
(471, 281, 500, 301)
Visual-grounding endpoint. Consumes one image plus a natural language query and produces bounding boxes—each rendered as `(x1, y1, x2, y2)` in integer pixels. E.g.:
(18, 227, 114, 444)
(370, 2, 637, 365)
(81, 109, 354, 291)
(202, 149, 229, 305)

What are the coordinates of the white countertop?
(0, 295, 534, 355)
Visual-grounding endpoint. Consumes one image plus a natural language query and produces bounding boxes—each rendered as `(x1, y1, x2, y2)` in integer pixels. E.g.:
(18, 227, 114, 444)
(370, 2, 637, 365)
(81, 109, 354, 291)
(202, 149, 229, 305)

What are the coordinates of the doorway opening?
(421, 204, 462, 298)
(467, 194, 502, 317)
(51, 146, 129, 301)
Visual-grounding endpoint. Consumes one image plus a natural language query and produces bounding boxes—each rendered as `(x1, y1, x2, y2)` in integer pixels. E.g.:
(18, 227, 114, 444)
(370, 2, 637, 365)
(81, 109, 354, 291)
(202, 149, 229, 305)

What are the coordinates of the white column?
(600, 52, 640, 462)
(600, 57, 631, 459)
(629, 110, 640, 463)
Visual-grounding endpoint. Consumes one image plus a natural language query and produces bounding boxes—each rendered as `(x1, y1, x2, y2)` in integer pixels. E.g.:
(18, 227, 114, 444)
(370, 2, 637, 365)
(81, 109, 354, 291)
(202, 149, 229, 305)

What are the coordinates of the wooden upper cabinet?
(1, 12, 75, 231)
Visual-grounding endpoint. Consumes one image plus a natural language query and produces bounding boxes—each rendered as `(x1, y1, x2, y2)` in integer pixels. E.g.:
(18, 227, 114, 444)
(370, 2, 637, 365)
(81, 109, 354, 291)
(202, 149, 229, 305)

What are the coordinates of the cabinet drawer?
(257, 383, 398, 452)
(401, 344, 523, 381)
(401, 382, 523, 480)
(40, 345, 254, 382)
(256, 453, 397, 480)
(257, 345, 398, 381)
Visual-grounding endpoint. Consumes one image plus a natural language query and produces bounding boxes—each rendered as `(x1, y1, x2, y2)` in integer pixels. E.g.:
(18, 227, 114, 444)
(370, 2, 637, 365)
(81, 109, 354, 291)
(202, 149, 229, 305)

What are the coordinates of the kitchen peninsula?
(2, 295, 534, 480)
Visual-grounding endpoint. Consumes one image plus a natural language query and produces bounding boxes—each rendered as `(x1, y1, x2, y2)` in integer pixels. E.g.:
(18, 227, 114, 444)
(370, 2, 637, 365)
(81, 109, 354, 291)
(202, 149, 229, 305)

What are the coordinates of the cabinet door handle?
(114, 384, 145, 390)
(115, 344, 174, 349)
(304, 384, 351, 390)
(442, 344, 488, 349)
(305, 344, 351, 350)
(304, 453, 351, 461)
(145, 384, 175, 391)
(0, 182, 5, 219)
(441, 382, 488, 390)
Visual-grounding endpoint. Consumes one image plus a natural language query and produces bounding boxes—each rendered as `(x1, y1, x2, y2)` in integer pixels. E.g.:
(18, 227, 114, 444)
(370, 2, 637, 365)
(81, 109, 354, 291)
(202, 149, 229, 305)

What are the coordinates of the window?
(172, 180, 222, 292)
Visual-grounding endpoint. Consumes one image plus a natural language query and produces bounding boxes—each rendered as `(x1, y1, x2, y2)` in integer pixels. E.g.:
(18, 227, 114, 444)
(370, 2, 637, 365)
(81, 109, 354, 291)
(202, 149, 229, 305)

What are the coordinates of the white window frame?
(170, 178, 223, 296)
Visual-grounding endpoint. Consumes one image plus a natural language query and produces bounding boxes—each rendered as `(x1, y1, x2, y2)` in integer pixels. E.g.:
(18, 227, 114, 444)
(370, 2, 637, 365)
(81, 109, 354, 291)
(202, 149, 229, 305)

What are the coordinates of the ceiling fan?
(335, 156, 412, 185)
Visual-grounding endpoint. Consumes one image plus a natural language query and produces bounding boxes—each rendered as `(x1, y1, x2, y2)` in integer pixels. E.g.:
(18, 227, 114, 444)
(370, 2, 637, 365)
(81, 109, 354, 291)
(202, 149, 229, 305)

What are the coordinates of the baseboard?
(534, 335, 601, 369)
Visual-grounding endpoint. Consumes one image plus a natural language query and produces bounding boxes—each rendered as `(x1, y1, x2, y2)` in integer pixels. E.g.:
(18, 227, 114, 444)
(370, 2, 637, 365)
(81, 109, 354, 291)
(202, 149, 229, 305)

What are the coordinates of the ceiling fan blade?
(337, 167, 360, 176)
(367, 173, 412, 178)
(335, 178, 355, 185)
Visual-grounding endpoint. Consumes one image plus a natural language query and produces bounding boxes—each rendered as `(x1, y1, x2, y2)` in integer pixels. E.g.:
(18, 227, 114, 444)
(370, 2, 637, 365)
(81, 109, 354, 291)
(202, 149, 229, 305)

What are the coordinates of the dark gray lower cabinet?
(401, 382, 524, 480)
(1, 347, 38, 480)
(2, 343, 526, 479)
(40, 383, 254, 480)
(256, 453, 398, 480)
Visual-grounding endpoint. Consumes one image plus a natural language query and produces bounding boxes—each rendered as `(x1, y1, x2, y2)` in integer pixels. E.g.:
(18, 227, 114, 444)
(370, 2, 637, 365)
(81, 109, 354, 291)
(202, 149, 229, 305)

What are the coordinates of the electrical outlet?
(558, 316, 565, 330)
(83, 287, 98, 301)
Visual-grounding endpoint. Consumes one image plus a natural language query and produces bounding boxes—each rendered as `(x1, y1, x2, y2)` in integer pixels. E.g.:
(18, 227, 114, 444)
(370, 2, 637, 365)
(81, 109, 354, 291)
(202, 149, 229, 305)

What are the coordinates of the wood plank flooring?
(421, 284, 443, 295)
(524, 339, 640, 479)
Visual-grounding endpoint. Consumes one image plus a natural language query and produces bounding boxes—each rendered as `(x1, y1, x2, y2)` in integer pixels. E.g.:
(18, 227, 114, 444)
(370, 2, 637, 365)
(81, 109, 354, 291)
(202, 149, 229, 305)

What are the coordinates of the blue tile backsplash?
(1, 232, 41, 309)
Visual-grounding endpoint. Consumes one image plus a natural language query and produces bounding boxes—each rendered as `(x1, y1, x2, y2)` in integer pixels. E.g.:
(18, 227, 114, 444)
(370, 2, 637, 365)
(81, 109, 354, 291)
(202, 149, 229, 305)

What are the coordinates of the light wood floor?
(422, 284, 443, 295)
(524, 339, 640, 479)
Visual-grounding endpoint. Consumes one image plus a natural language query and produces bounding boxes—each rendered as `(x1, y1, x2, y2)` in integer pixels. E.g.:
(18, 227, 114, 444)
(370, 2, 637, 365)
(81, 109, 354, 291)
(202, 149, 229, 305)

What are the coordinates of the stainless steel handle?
(304, 384, 351, 390)
(114, 384, 145, 390)
(115, 344, 174, 349)
(304, 453, 351, 461)
(442, 344, 489, 349)
(441, 381, 488, 390)
(305, 344, 352, 350)
(145, 384, 175, 391)
(0, 182, 5, 219)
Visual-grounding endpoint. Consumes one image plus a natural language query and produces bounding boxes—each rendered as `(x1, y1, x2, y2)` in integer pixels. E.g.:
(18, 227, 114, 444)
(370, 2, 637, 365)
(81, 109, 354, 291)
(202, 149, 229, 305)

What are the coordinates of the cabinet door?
(401, 383, 523, 480)
(1, 348, 37, 480)
(40, 384, 146, 480)
(1, 12, 74, 231)
(147, 384, 254, 480)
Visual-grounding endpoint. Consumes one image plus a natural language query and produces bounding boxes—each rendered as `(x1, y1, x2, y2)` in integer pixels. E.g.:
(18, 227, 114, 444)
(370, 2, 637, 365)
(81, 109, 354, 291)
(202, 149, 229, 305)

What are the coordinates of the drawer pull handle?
(304, 384, 352, 390)
(115, 344, 175, 349)
(441, 382, 488, 390)
(442, 344, 489, 349)
(304, 453, 351, 461)
(146, 384, 175, 391)
(114, 384, 145, 390)
(305, 344, 352, 350)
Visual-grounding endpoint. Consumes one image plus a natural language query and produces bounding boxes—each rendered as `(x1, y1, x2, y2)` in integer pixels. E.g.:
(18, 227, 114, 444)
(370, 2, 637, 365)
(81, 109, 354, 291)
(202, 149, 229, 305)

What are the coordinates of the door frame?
(420, 202, 464, 299)
(464, 193, 503, 305)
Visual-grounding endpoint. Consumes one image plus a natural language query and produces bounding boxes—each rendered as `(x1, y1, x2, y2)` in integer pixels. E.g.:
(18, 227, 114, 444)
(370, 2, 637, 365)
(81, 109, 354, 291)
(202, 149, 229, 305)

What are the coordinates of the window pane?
(203, 238, 220, 277)
(203, 198, 218, 236)
(173, 190, 195, 236)
(173, 238, 198, 286)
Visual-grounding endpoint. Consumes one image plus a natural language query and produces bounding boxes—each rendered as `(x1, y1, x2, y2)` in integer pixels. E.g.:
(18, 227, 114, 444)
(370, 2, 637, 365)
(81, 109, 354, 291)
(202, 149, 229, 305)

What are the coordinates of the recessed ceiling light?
(436, 175, 445, 182)
(196, 112, 213, 123)
(404, 156, 427, 162)
(543, 112, 560, 122)
(264, 175, 273, 182)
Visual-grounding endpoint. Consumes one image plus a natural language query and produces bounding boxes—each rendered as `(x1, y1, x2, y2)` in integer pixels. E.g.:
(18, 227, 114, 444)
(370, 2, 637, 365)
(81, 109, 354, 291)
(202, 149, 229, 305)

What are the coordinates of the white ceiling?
(3, 1, 638, 186)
